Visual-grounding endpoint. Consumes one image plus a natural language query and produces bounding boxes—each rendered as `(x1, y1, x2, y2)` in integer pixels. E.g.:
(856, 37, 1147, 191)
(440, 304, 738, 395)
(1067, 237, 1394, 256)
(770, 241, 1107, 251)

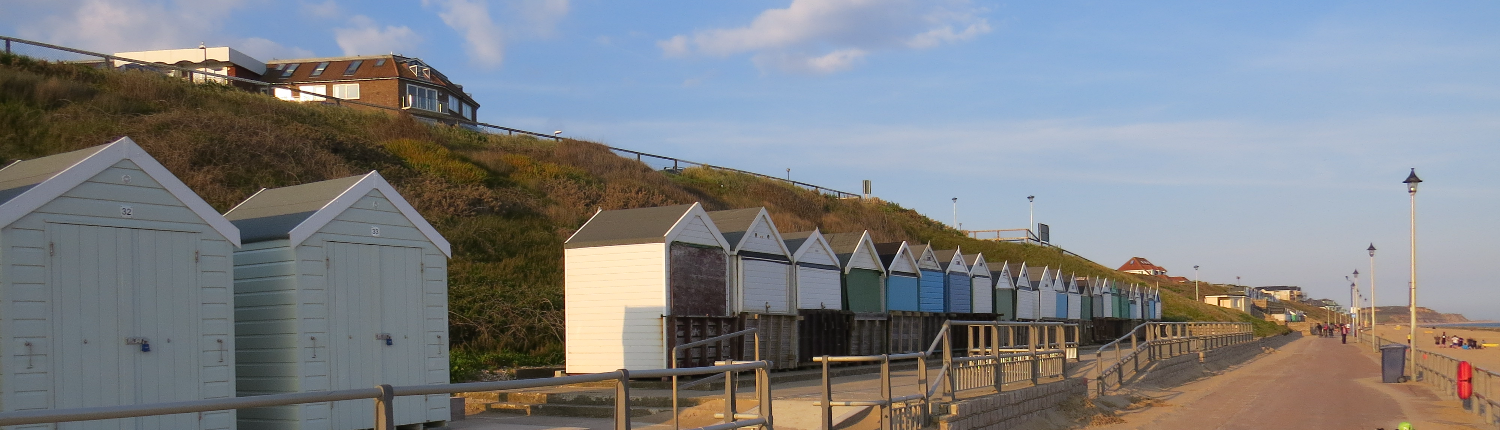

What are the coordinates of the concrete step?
(486, 401, 671, 418)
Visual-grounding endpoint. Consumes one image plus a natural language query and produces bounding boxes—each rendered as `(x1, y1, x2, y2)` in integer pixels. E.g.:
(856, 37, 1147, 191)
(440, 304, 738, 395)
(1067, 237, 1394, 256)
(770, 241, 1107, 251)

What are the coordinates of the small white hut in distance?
(224, 172, 452, 430)
(563, 203, 731, 373)
(0, 137, 240, 429)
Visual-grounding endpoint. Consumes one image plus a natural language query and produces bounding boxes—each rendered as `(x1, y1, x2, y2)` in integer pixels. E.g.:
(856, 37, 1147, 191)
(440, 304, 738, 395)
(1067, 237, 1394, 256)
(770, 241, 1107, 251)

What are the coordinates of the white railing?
(1094, 322, 1254, 396)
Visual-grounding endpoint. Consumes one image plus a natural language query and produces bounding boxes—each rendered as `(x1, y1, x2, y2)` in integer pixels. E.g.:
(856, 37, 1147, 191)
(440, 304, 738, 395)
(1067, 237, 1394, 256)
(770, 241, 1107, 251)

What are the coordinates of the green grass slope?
(0, 55, 1285, 375)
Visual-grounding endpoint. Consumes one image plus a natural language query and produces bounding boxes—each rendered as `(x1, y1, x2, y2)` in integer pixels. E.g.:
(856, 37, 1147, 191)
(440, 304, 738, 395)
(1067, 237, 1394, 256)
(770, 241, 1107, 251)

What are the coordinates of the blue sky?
(4, 1, 1498, 319)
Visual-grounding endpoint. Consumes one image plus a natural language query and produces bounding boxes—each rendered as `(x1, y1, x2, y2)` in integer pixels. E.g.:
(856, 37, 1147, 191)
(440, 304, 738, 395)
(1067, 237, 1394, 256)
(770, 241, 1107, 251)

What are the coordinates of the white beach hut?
(965, 253, 993, 315)
(0, 137, 240, 429)
(225, 172, 452, 429)
(563, 203, 732, 373)
(706, 207, 797, 370)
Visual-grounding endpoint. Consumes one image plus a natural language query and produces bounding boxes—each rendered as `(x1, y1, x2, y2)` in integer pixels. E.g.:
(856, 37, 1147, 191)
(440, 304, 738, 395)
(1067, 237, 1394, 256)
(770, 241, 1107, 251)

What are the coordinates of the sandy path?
(1092, 335, 1487, 429)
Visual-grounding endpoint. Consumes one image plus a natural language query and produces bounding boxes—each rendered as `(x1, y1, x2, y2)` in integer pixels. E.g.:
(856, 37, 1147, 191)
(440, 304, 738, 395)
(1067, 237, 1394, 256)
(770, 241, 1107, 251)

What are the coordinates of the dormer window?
(343, 60, 363, 76)
(280, 63, 299, 78)
(309, 61, 329, 77)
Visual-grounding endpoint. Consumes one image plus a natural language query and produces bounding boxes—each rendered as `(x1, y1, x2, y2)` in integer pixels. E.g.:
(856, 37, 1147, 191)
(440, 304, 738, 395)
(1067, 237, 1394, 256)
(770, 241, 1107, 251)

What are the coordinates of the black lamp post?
(1403, 169, 1421, 371)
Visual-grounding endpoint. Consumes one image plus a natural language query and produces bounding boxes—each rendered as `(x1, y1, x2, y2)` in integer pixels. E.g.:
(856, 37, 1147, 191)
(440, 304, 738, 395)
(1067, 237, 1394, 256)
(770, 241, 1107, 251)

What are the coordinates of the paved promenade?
(1094, 334, 1488, 429)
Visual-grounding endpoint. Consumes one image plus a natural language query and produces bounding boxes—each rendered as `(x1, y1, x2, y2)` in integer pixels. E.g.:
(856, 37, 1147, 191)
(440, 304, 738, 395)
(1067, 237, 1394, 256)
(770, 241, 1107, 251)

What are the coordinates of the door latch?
(376, 333, 393, 346)
(127, 337, 150, 352)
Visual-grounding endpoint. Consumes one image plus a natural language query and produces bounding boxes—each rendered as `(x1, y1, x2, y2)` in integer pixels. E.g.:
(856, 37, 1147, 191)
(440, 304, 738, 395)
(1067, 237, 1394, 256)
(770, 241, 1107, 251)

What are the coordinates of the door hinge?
(194, 250, 200, 263)
(48, 242, 54, 257)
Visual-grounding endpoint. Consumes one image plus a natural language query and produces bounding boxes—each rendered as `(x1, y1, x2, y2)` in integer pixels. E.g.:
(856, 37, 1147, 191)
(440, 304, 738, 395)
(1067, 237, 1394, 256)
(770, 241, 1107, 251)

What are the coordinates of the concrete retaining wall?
(936, 378, 1088, 430)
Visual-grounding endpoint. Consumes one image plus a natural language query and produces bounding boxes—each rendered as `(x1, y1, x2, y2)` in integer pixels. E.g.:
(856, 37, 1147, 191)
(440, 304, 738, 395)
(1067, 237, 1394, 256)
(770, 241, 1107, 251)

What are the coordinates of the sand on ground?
(1368, 323, 1500, 371)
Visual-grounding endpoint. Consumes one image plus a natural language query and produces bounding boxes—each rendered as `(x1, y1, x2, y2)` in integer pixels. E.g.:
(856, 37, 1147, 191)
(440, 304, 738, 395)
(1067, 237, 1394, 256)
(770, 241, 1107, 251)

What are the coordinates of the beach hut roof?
(0, 137, 239, 245)
(564, 203, 729, 250)
(225, 171, 449, 256)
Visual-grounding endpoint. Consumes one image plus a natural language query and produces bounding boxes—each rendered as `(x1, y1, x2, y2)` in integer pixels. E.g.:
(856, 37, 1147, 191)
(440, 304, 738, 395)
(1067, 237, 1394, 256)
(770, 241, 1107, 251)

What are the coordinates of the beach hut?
(0, 137, 240, 429)
(706, 208, 798, 369)
(1077, 277, 1093, 321)
(1098, 280, 1110, 320)
(1031, 267, 1055, 321)
(991, 262, 1017, 321)
(876, 241, 924, 353)
(1129, 286, 1142, 320)
(825, 231, 886, 356)
(1067, 274, 1082, 321)
(1051, 269, 1069, 320)
(825, 232, 884, 313)
(785, 230, 850, 363)
(875, 241, 920, 312)
(934, 249, 971, 313)
(225, 172, 451, 429)
(1015, 263, 1039, 320)
(910, 244, 946, 313)
(965, 253, 993, 315)
(563, 203, 732, 373)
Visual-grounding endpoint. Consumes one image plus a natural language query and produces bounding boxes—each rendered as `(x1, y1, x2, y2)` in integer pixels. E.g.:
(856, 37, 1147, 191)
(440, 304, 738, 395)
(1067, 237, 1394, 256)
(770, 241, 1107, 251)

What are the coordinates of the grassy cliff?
(0, 54, 1286, 372)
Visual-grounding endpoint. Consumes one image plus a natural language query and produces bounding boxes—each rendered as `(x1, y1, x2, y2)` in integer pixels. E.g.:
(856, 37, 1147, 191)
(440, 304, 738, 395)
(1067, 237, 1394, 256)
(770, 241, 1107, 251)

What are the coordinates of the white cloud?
(659, 0, 988, 74)
(753, 49, 867, 74)
(334, 15, 421, 56)
(17, 0, 245, 53)
(423, 0, 570, 68)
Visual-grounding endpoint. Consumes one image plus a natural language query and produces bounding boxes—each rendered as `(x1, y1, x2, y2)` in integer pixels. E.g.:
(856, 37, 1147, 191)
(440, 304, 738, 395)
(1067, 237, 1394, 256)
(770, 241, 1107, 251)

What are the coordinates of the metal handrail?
(0, 361, 774, 430)
(1093, 322, 1254, 396)
(0, 35, 863, 199)
(669, 327, 759, 430)
(810, 320, 1078, 430)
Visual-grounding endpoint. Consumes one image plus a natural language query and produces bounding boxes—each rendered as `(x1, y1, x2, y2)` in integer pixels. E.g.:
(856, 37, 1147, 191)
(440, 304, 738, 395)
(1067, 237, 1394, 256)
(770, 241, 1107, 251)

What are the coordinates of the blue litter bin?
(1381, 344, 1408, 383)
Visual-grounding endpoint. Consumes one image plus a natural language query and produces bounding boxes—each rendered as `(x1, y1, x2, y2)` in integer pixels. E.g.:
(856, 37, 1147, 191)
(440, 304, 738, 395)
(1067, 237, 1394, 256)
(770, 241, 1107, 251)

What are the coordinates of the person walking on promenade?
(1341, 323, 1348, 344)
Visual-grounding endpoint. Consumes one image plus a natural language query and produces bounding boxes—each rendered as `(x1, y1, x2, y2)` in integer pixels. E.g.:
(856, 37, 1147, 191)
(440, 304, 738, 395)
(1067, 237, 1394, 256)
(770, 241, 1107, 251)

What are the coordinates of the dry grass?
(0, 53, 1286, 371)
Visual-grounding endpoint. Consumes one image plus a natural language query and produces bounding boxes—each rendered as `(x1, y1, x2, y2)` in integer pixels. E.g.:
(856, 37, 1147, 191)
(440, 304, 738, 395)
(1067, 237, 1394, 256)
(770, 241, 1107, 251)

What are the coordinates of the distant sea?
(1427, 322, 1500, 329)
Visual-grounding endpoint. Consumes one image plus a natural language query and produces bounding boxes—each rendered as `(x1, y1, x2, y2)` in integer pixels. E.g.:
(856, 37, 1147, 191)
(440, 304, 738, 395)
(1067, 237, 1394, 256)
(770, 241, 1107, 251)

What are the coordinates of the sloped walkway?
(1091, 335, 1488, 429)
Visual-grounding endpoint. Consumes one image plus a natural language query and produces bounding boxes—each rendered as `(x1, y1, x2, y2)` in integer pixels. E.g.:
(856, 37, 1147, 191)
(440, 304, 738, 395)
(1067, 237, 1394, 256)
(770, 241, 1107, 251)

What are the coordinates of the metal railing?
(669, 327, 761, 430)
(0, 361, 773, 430)
(811, 320, 1077, 430)
(0, 35, 862, 199)
(1094, 322, 1254, 396)
(1368, 335, 1500, 427)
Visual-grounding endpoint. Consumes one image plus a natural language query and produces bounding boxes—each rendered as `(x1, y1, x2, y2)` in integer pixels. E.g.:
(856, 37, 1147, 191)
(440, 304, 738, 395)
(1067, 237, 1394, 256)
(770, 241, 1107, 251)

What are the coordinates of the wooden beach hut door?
(328, 242, 428, 429)
(50, 223, 201, 430)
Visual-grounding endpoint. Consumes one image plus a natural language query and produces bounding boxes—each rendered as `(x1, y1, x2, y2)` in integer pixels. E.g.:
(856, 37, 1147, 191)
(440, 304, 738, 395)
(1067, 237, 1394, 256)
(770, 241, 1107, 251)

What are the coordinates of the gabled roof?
(707, 207, 790, 256)
(990, 260, 1012, 285)
(824, 231, 883, 274)
(783, 229, 839, 266)
(908, 243, 943, 271)
(0, 137, 240, 246)
(966, 253, 989, 278)
(874, 241, 920, 275)
(563, 203, 729, 251)
(934, 248, 966, 273)
(1118, 256, 1167, 274)
(224, 171, 450, 256)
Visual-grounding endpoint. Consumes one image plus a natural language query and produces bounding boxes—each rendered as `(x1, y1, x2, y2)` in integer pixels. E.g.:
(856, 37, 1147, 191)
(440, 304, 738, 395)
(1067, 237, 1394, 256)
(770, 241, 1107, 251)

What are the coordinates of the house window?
(273, 87, 296, 101)
(405, 84, 438, 111)
(281, 63, 299, 78)
(343, 60, 363, 76)
(374, 58, 386, 67)
(331, 83, 360, 100)
(298, 85, 326, 102)
(310, 61, 330, 77)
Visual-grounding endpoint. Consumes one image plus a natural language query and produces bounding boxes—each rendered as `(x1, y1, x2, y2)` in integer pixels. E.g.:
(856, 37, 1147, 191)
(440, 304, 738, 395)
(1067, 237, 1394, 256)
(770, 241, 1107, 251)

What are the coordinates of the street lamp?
(952, 197, 959, 230)
(1352, 269, 1359, 330)
(1368, 243, 1377, 343)
(1027, 195, 1036, 241)
(1404, 169, 1421, 371)
(1193, 265, 1201, 301)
